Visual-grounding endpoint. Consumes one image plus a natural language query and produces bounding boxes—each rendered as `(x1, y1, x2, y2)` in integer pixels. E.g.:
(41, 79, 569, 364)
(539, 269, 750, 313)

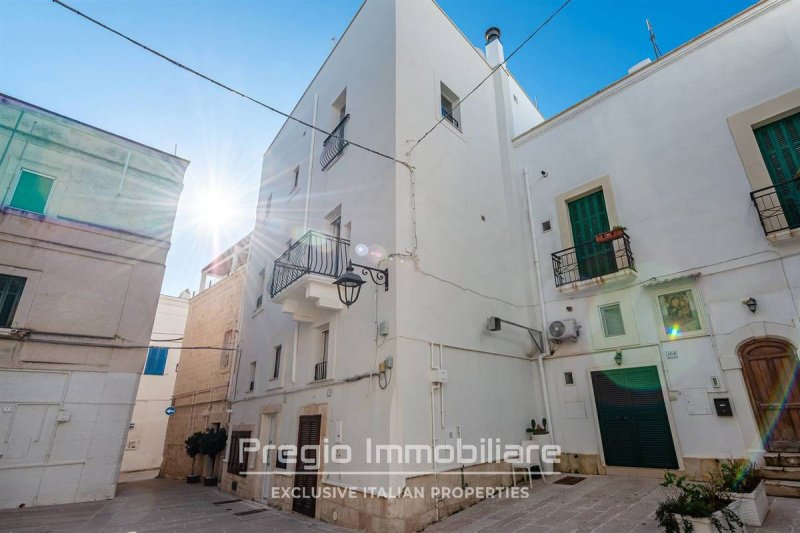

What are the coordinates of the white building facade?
(514, 0, 800, 492)
(225, 0, 546, 530)
(227, 0, 800, 530)
(0, 94, 188, 508)
(120, 293, 189, 482)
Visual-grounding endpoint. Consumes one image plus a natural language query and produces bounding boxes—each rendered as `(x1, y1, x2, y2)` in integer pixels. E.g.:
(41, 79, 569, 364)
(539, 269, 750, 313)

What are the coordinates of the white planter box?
(728, 480, 769, 527)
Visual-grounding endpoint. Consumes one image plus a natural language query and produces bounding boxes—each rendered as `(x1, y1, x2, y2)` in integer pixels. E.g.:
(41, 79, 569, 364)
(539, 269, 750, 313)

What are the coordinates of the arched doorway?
(739, 338, 800, 452)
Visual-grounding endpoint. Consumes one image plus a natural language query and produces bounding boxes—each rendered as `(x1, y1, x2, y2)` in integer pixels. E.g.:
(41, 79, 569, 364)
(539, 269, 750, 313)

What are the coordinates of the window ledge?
(557, 268, 637, 294)
(766, 227, 800, 243)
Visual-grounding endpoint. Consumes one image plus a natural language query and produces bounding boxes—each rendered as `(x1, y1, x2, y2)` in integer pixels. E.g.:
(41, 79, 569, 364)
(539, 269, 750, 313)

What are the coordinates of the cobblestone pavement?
(426, 475, 800, 533)
(0, 478, 348, 533)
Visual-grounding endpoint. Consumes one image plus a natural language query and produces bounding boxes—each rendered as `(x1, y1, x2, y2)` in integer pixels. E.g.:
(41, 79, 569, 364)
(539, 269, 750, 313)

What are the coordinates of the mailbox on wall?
(714, 398, 733, 417)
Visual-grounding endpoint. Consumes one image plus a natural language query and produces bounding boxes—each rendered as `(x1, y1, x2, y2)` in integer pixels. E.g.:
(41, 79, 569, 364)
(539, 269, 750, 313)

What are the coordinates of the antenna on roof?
(646, 19, 662, 59)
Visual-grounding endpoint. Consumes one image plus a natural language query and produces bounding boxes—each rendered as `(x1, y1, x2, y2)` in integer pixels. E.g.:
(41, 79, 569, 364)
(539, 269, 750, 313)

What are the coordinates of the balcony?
(552, 231, 636, 290)
(314, 360, 328, 381)
(441, 107, 460, 129)
(751, 178, 800, 239)
(268, 230, 349, 320)
(320, 114, 349, 170)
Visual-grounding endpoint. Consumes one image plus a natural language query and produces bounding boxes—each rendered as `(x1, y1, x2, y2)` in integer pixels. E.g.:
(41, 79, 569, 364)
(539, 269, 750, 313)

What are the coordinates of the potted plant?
(199, 426, 228, 486)
(525, 417, 548, 437)
(595, 225, 626, 243)
(656, 472, 742, 533)
(711, 460, 768, 527)
(184, 431, 204, 484)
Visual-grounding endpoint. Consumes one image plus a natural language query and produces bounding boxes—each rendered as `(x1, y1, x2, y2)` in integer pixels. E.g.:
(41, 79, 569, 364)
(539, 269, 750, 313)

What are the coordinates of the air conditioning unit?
(548, 319, 579, 343)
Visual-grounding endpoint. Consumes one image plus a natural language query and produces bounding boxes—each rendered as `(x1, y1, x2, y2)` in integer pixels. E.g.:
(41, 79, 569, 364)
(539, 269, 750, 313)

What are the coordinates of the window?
(599, 303, 626, 337)
(542, 220, 552, 232)
(754, 112, 800, 185)
(256, 268, 265, 309)
(315, 330, 329, 381)
(144, 347, 169, 375)
(292, 166, 300, 191)
(248, 361, 256, 391)
(228, 430, 251, 475)
(9, 170, 54, 215)
(0, 274, 26, 328)
(273, 345, 281, 379)
(220, 330, 234, 369)
(333, 88, 347, 123)
(564, 372, 574, 385)
(440, 82, 461, 130)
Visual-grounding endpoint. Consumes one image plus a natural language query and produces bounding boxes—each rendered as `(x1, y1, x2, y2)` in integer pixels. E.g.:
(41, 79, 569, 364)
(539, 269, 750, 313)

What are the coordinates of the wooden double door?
(740, 339, 800, 452)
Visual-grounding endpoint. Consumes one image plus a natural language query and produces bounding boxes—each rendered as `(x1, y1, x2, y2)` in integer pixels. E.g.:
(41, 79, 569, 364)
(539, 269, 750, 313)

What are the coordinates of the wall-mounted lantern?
(333, 261, 389, 308)
(614, 351, 623, 366)
(743, 297, 757, 314)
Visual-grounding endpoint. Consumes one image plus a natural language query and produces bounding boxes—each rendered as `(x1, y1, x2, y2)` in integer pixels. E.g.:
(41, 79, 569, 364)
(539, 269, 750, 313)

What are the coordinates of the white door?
(260, 414, 275, 500)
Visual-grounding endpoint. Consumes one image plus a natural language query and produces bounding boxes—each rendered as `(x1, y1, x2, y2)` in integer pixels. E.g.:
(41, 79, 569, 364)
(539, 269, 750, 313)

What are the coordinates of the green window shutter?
(0, 274, 27, 327)
(9, 170, 54, 214)
(755, 112, 800, 184)
(567, 190, 616, 280)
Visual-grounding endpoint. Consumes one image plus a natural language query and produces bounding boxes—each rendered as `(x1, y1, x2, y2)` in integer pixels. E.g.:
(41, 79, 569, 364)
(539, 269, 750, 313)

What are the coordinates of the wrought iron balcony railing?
(320, 114, 350, 170)
(750, 178, 800, 236)
(268, 230, 350, 298)
(314, 360, 328, 381)
(552, 231, 635, 288)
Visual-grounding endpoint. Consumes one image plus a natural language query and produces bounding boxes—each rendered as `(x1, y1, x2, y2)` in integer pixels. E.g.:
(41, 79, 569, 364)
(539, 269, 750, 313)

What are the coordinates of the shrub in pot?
(184, 431, 204, 484)
(711, 460, 768, 527)
(199, 426, 227, 486)
(656, 472, 742, 533)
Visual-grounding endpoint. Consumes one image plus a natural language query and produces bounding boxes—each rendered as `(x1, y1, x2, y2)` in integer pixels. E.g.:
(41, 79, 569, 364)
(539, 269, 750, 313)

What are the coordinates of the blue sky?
(1, 0, 755, 296)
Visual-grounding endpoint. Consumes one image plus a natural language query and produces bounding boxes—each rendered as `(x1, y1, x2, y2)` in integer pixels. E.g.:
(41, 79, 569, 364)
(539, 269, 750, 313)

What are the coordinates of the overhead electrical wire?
(51, 0, 408, 168)
(408, 0, 574, 153)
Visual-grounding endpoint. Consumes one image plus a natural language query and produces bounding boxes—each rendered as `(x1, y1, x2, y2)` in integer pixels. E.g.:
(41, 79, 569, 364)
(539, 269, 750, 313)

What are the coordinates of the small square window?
(542, 220, 552, 232)
(10, 170, 54, 215)
(440, 82, 461, 130)
(564, 372, 574, 385)
(599, 303, 626, 337)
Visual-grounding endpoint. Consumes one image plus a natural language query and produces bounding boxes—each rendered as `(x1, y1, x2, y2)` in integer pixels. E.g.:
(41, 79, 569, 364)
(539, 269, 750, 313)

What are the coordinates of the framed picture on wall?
(653, 285, 707, 339)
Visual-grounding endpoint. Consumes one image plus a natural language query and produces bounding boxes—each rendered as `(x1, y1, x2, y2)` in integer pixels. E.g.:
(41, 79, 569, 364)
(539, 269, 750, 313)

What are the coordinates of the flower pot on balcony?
(595, 228, 624, 243)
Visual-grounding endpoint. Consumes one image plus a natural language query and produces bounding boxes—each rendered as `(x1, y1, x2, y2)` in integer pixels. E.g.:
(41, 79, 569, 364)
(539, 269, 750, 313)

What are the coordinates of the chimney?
(484, 27, 504, 67)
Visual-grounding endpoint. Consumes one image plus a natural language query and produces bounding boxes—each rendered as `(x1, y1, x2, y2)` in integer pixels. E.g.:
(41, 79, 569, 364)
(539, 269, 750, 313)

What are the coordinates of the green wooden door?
(755, 112, 800, 229)
(592, 366, 678, 469)
(567, 190, 616, 280)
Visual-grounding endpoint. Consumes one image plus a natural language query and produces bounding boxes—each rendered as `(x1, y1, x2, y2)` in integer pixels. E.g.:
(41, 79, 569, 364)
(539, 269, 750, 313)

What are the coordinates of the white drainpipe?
(523, 167, 554, 446)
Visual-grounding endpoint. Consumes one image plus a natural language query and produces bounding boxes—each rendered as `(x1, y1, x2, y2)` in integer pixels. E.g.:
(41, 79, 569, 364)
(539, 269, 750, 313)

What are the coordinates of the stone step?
(764, 452, 800, 468)
(760, 465, 800, 481)
(765, 479, 800, 498)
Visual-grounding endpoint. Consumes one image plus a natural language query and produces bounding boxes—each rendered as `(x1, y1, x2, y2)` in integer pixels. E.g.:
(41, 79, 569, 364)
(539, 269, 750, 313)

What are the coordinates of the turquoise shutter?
(755, 113, 800, 228)
(144, 347, 169, 375)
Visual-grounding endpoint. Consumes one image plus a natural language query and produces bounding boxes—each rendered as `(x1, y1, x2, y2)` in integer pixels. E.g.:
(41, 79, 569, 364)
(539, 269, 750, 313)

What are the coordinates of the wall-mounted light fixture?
(614, 351, 623, 366)
(333, 260, 389, 308)
(743, 297, 757, 314)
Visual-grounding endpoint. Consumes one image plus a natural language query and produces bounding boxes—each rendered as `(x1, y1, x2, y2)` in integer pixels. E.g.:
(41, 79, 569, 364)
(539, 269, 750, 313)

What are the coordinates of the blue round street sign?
(165, 406, 176, 416)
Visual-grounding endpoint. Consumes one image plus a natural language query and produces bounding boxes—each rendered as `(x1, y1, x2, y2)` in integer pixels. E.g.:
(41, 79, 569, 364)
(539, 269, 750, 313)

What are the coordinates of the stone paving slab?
(425, 475, 800, 532)
(0, 478, 348, 533)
